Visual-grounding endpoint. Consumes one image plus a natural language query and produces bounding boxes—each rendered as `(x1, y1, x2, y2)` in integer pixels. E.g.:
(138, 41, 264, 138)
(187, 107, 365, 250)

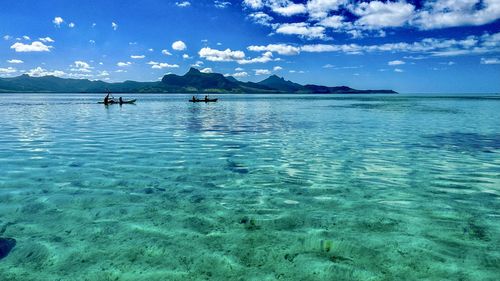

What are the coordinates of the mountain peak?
(186, 67, 201, 75)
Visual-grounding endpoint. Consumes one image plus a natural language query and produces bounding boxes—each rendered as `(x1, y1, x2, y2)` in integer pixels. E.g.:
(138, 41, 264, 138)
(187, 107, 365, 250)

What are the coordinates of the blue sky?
(0, 0, 499, 93)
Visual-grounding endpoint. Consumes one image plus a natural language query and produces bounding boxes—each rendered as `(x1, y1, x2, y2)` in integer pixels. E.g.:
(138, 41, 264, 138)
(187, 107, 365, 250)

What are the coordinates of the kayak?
(189, 98, 218, 103)
(98, 99, 137, 104)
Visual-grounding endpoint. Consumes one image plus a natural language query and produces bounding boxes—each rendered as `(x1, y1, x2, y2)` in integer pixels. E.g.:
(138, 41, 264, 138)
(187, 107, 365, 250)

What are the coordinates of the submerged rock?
(0, 237, 16, 260)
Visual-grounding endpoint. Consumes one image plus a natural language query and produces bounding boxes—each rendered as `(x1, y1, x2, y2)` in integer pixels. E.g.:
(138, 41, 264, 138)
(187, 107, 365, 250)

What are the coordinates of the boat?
(98, 99, 137, 104)
(189, 98, 218, 103)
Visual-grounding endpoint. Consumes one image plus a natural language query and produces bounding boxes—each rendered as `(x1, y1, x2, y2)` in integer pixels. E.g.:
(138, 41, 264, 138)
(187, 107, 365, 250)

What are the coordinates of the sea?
(0, 93, 499, 280)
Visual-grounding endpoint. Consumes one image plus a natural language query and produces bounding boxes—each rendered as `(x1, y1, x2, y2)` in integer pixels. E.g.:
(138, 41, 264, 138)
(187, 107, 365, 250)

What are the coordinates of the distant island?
(0, 68, 397, 94)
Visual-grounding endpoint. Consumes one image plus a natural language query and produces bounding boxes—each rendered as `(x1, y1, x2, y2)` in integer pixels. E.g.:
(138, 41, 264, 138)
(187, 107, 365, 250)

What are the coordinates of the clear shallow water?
(0, 93, 499, 280)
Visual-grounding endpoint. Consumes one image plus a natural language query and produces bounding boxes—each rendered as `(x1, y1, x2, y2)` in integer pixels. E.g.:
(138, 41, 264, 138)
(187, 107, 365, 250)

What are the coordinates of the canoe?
(98, 99, 137, 104)
(189, 98, 218, 103)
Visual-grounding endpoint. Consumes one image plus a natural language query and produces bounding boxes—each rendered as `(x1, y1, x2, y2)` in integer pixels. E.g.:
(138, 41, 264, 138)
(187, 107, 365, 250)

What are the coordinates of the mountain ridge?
(0, 68, 397, 94)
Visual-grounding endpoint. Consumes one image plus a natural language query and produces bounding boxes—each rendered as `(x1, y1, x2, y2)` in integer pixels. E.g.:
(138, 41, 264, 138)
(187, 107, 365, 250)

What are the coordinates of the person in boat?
(119, 97, 123, 104)
(192, 95, 196, 101)
(104, 93, 110, 105)
(204, 95, 208, 101)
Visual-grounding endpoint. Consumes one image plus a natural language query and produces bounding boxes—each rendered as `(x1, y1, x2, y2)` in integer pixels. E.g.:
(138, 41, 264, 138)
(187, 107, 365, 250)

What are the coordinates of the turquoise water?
(0, 93, 499, 280)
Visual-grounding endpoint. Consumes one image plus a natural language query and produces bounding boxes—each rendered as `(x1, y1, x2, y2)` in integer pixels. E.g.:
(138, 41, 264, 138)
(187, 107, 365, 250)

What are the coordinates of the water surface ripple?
(0, 94, 499, 280)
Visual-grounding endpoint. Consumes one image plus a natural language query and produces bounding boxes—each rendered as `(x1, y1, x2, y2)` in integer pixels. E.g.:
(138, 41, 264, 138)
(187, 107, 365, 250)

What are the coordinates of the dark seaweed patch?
(0, 238, 16, 260)
(422, 132, 500, 153)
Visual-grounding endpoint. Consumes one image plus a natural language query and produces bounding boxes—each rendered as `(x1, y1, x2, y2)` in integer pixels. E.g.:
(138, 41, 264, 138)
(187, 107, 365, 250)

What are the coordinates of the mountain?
(257, 75, 307, 92)
(0, 68, 397, 94)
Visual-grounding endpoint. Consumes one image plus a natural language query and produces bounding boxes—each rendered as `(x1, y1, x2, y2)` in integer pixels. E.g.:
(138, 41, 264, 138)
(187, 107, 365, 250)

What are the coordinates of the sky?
(0, 0, 499, 93)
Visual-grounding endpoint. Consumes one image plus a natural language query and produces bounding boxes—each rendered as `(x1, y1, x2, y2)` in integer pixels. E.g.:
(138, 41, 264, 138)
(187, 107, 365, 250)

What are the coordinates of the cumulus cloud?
(352, 1, 415, 28)
(0, 67, 17, 74)
(112, 22, 118, 31)
(68, 22, 76, 28)
(26, 67, 65, 77)
(200, 67, 213, 73)
(273, 66, 283, 71)
(414, 0, 500, 30)
(172, 40, 187, 51)
(254, 69, 271, 75)
(307, 0, 347, 19)
(243, 0, 264, 9)
(7, 59, 23, 64)
(22, 35, 30, 40)
(232, 71, 248, 78)
(248, 12, 274, 26)
(275, 22, 326, 39)
(182, 54, 192, 59)
(117, 62, 132, 67)
(147, 61, 179, 69)
(162, 49, 172, 56)
(242, 0, 500, 40)
(388, 60, 405, 65)
(247, 44, 300, 55)
(176, 1, 191, 7)
(131, 55, 145, 59)
(199, 47, 246, 62)
(53, 17, 64, 27)
(191, 60, 204, 67)
(394, 68, 404, 72)
(238, 51, 274, 64)
(71, 60, 93, 72)
(10, 41, 52, 52)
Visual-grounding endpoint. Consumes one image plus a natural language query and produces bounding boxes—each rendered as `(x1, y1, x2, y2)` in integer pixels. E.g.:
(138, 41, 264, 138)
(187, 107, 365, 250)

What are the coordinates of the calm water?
(0, 93, 499, 280)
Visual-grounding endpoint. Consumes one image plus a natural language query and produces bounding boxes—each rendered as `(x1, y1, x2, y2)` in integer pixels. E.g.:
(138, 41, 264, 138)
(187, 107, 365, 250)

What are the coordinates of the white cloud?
(192, 61, 204, 67)
(214, 1, 231, 8)
(352, 1, 415, 28)
(10, 41, 52, 52)
(388, 60, 405, 65)
(172, 40, 187, 51)
(68, 22, 75, 28)
(0, 67, 17, 74)
(70, 61, 93, 73)
(53, 17, 64, 27)
(238, 51, 274, 64)
(98, 70, 110, 77)
(247, 43, 300, 55)
(39, 37, 55, 43)
(92, 23, 97, 28)
(147, 61, 179, 69)
(117, 62, 132, 67)
(394, 68, 404, 72)
(176, 1, 191, 7)
(273, 66, 283, 71)
(148, 48, 154, 52)
(26, 67, 65, 77)
(112, 22, 118, 31)
(248, 12, 274, 26)
(199, 47, 246, 62)
(131, 55, 145, 59)
(89, 40, 96, 44)
(3, 35, 12, 40)
(182, 54, 192, 59)
(162, 49, 172, 56)
(307, 0, 347, 19)
(232, 71, 248, 78)
(22, 35, 30, 40)
(318, 15, 346, 28)
(480, 57, 500, 64)
(269, 1, 307, 16)
(7, 59, 23, 64)
(235, 67, 244, 71)
(275, 22, 326, 39)
(414, 0, 500, 30)
(243, 0, 263, 9)
(254, 69, 271, 75)
(200, 67, 213, 73)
